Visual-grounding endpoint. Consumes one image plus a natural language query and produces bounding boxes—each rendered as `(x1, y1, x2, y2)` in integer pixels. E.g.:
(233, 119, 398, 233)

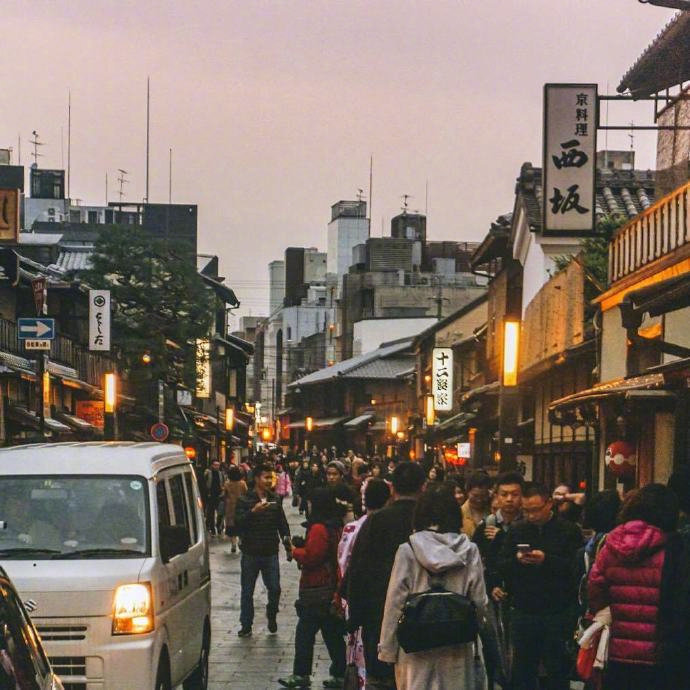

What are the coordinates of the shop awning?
(7, 405, 72, 433)
(548, 372, 667, 426)
(53, 411, 98, 434)
(461, 380, 500, 405)
(344, 413, 375, 429)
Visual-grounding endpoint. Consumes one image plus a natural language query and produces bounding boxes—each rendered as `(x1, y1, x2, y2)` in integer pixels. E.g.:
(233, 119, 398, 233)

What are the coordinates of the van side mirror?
(159, 525, 190, 563)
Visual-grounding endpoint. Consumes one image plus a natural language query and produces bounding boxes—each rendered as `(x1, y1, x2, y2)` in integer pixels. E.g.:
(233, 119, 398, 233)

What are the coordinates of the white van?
(0, 442, 211, 690)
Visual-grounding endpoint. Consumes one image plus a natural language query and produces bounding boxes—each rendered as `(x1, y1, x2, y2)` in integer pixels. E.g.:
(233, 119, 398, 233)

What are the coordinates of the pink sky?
(0, 1, 676, 321)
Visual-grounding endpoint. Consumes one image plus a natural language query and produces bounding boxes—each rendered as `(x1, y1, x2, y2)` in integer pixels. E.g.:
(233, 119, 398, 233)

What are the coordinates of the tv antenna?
(401, 194, 412, 212)
(117, 169, 130, 201)
(30, 130, 44, 167)
(628, 121, 635, 150)
(356, 188, 365, 202)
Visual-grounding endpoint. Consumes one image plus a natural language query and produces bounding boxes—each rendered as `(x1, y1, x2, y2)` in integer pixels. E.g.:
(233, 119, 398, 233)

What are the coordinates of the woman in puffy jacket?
(588, 483, 679, 689)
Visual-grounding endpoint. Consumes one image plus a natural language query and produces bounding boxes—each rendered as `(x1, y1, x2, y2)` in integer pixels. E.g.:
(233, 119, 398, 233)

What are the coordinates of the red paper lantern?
(605, 440, 636, 479)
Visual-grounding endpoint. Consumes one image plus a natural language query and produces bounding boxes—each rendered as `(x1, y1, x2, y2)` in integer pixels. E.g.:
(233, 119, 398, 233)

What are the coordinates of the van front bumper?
(35, 615, 159, 690)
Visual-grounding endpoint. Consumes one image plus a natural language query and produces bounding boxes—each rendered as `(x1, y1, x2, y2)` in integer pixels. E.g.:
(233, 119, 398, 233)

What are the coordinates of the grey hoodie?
(379, 529, 488, 665)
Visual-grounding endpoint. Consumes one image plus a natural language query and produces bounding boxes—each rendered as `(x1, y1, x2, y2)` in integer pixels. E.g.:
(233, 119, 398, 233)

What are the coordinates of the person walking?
(275, 463, 293, 507)
(279, 488, 346, 689)
(223, 465, 248, 553)
(588, 483, 690, 689)
(378, 485, 489, 689)
(498, 482, 582, 690)
(462, 472, 492, 538)
(346, 462, 426, 689)
(203, 459, 224, 536)
(235, 463, 292, 637)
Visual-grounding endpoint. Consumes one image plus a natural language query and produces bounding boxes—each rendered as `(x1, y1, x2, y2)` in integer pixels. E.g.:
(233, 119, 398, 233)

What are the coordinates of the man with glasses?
(499, 482, 582, 690)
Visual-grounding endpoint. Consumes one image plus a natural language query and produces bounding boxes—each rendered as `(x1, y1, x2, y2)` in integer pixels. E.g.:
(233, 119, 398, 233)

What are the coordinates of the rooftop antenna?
(17, 134, 21, 165)
(604, 81, 609, 170)
(30, 130, 44, 167)
(145, 77, 150, 203)
(425, 179, 429, 216)
(628, 121, 635, 151)
(67, 90, 72, 200)
(356, 187, 364, 202)
(401, 194, 411, 213)
(368, 155, 373, 231)
(168, 147, 172, 204)
(117, 169, 129, 202)
(105, 172, 108, 205)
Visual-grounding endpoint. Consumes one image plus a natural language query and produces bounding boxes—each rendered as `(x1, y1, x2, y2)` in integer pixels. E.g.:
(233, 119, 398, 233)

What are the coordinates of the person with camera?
(235, 463, 292, 638)
(279, 488, 346, 689)
(498, 482, 582, 690)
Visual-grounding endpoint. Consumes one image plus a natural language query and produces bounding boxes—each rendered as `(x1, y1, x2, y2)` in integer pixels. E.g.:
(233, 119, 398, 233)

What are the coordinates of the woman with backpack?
(378, 485, 489, 689)
(279, 488, 346, 689)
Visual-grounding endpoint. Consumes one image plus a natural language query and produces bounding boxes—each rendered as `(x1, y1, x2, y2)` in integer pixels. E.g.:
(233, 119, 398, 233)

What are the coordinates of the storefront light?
(502, 320, 520, 387)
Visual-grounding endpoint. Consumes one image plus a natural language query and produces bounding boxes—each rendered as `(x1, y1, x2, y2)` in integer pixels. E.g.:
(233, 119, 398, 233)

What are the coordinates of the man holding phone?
(235, 463, 293, 638)
(498, 482, 582, 690)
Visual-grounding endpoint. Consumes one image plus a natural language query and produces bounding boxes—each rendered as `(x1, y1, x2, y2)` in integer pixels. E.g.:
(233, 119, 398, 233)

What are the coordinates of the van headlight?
(112, 583, 154, 635)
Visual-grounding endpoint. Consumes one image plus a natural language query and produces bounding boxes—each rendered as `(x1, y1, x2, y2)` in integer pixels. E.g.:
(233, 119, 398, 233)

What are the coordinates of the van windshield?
(0, 476, 149, 559)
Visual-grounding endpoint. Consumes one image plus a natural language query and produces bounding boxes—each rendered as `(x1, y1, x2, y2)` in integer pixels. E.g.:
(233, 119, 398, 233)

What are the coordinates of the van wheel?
(183, 625, 210, 690)
(155, 650, 171, 690)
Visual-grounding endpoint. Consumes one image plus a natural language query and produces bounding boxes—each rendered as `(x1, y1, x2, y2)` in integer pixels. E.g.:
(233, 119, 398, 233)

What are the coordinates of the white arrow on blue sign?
(18, 318, 55, 340)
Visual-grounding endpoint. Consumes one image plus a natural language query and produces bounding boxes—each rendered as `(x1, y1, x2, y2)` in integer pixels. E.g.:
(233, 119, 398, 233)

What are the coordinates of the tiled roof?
(618, 12, 690, 98)
(289, 338, 413, 387)
(516, 163, 656, 232)
(344, 356, 415, 380)
(52, 246, 94, 272)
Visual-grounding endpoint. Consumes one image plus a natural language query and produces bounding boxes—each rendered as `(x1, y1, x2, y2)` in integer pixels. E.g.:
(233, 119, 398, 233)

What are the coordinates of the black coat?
(235, 489, 290, 556)
(498, 515, 582, 614)
(346, 497, 417, 627)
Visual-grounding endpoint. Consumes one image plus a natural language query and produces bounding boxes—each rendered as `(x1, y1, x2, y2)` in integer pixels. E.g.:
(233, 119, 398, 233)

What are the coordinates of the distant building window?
(286, 327, 292, 341)
(88, 211, 99, 224)
(105, 210, 114, 223)
(53, 184, 61, 198)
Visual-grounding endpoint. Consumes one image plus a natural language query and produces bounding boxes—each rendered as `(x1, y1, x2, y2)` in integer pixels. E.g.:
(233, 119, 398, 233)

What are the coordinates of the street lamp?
(502, 319, 520, 387)
(104, 372, 117, 441)
(305, 416, 314, 433)
(390, 416, 399, 436)
(425, 395, 435, 427)
(225, 407, 235, 432)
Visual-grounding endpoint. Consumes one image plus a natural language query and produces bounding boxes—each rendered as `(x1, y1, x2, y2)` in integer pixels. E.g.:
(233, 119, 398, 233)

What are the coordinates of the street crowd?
(198, 450, 690, 690)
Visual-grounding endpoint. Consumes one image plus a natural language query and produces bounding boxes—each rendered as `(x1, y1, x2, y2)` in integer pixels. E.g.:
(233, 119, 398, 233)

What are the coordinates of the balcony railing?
(609, 181, 690, 284)
(0, 317, 113, 388)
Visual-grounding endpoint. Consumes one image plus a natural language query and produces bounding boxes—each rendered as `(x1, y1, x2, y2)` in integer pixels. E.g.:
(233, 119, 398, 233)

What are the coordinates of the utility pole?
(429, 276, 448, 320)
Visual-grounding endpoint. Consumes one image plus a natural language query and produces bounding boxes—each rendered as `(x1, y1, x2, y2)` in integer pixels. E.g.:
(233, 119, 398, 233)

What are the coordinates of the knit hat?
(327, 460, 345, 475)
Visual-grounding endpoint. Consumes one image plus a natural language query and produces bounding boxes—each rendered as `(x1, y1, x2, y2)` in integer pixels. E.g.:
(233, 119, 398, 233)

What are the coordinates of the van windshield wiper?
(52, 548, 145, 559)
(0, 548, 61, 558)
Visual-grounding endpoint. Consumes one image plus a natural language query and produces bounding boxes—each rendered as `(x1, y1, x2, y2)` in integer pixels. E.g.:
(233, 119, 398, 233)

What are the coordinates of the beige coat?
(223, 479, 247, 527)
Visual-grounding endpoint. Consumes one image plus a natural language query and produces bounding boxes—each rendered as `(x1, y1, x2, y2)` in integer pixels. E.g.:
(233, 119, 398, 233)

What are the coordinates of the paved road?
(207, 501, 334, 690)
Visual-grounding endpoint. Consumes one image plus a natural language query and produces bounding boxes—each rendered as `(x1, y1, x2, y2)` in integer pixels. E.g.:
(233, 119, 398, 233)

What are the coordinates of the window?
(183, 471, 199, 544)
(157, 480, 171, 530)
(88, 210, 99, 224)
(169, 474, 192, 546)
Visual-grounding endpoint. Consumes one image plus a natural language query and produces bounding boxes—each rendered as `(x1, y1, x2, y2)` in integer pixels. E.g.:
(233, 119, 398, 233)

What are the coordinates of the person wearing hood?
(378, 485, 489, 689)
(588, 483, 690, 690)
(279, 487, 346, 689)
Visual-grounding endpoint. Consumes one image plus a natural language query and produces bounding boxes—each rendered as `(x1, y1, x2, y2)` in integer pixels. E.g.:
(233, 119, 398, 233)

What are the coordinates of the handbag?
(297, 584, 335, 608)
(576, 643, 597, 681)
(342, 632, 360, 690)
(396, 541, 478, 653)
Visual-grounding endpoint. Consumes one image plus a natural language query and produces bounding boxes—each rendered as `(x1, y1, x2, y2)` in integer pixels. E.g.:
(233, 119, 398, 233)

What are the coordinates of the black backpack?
(396, 541, 478, 653)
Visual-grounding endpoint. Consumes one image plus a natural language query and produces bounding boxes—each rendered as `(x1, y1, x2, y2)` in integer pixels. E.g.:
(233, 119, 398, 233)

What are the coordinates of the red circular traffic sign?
(150, 422, 170, 442)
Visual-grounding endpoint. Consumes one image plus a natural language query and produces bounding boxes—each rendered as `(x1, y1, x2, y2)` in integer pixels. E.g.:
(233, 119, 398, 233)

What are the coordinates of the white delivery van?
(0, 442, 211, 690)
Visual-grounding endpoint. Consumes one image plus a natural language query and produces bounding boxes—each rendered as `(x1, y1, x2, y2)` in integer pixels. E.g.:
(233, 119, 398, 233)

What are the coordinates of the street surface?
(206, 502, 332, 690)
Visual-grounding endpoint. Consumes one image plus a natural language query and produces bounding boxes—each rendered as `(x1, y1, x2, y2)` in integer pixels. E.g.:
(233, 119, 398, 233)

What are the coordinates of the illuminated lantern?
(605, 440, 636, 479)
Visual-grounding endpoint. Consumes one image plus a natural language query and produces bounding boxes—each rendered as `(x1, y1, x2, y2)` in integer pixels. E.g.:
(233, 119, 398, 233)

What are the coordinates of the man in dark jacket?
(346, 461, 426, 689)
(235, 463, 292, 637)
(498, 482, 582, 690)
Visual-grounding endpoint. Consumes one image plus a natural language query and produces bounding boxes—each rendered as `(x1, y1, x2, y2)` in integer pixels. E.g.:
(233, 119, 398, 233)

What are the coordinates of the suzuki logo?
(24, 599, 37, 613)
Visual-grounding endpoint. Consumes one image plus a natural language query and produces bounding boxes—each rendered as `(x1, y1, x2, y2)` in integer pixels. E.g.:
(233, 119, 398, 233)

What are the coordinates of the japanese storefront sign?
(543, 84, 597, 236)
(88, 290, 111, 351)
(0, 190, 19, 243)
(76, 400, 105, 429)
(432, 347, 453, 412)
(195, 339, 211, 398)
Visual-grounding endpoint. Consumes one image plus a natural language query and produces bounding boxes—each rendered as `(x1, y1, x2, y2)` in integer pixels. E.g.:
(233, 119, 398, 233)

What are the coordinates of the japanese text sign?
(195, 339, 211, 399)
(0, 190, 19, 243)
(543, 84, 597, 236)
(89, 290, 111, 351)
(432, 347, 453, 412)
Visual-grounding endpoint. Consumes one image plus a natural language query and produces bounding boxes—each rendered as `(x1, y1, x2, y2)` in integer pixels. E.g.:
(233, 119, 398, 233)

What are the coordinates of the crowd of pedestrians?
(197, 447, 690, 689)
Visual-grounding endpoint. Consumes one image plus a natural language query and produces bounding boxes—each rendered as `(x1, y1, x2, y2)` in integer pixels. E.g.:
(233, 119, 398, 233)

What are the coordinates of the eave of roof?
(618, 12, 690, 98)
(201, 274, 240, 308)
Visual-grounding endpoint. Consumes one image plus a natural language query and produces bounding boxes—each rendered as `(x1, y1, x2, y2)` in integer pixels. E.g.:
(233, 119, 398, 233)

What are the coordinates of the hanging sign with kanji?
(432, 347, 453, 412)
(543, 84, 597, 236)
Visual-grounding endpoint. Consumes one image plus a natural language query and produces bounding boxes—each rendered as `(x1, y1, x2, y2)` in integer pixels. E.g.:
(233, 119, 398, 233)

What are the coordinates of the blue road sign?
(18, 318, 55, 340)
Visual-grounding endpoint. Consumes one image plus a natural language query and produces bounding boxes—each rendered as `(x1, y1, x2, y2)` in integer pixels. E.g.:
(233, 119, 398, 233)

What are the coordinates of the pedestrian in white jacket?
(379, 486, 489, 690)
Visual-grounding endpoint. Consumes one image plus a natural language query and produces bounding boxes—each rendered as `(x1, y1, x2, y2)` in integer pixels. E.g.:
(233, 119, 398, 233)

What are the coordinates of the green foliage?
(79, 226, 216, 386)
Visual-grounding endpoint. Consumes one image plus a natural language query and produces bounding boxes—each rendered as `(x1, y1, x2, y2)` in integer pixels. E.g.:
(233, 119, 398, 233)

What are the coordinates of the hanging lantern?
(605, 440, 636, 479)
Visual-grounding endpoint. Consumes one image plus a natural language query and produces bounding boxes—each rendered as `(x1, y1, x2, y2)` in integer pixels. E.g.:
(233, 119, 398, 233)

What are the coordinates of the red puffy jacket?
(293, 523, 341, 591)
(588, 520, 668, 665)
